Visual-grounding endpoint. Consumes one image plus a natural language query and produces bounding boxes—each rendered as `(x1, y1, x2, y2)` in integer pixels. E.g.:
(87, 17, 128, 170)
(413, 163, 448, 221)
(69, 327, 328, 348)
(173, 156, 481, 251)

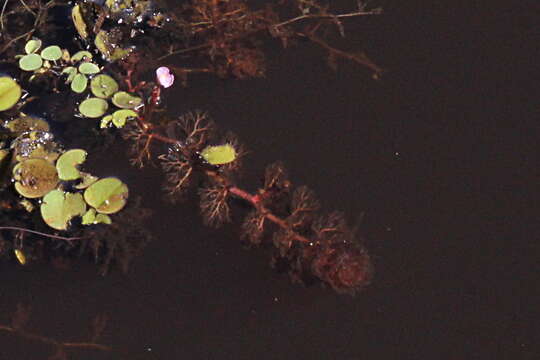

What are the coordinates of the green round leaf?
(112, 91, 142, 109)
(71, 73, 88, 93)
(78, 62, 100, 75)
(40, 45, 63, 61)
(90, 74, 119, 98)
(19, 53, 43, 71)
(0, 77, 22, 111)
(62, 66, 78, 83)
(56, 149, 87, 180)
(111, 109, 138, 128)
(200, 144, 237, 165)
(71, 50, 93, 62)
(25, 39, 42, 54)
(40, 190, 86, 230)
(84, 177, 128, 214)
(13, 158, 59, 198)
(79, 97, 109, 118)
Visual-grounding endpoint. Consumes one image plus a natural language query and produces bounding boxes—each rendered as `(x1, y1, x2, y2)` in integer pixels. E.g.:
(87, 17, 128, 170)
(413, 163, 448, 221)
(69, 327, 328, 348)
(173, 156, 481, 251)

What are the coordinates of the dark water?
(1, 1, 536, 359)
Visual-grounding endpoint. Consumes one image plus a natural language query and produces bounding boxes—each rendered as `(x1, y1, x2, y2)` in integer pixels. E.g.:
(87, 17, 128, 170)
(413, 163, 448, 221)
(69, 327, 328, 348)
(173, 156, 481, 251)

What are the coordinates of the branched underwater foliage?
(127, 111, 373, 294)
(0, 0, 380, 294)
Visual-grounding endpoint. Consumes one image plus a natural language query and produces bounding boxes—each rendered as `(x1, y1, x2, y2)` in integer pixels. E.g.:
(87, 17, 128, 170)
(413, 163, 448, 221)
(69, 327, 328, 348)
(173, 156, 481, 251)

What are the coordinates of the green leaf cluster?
(10, 141, 129, 230)
(14, 39, 140, 129)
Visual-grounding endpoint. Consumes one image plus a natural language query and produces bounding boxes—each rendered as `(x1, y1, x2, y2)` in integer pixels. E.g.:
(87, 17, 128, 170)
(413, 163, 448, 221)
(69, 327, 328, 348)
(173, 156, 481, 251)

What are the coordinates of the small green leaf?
(25, 39, 42, 54)
(84, 177, 128, 214)
(111, 109, 138, 128)
(19, 54, 43, 71)
(79, 97, 109, 118)
(112, 91, 142, 109)
(95, 213, 112, 224)
(82, 208, 96, 224)
(62, 66, 78, 83)
(200, 144, 237, 165)
(100, 114, 113, 128)
(13, 158, 59, 198)
(94, 30, 132, 61)
(71, 50, 93, 62)
(71, 73, 88, 93)
(82, 208, 112, 225)
(0, 77, 22, 111)
(40, 190, 86, 230)
(40, 45, 63, 61)
(72, 4, 89, 39)
(75, 172, 99, 189)
(56, 149, 87, 180)
(78, 62, 100, 75)
(90, 74, 119, 98)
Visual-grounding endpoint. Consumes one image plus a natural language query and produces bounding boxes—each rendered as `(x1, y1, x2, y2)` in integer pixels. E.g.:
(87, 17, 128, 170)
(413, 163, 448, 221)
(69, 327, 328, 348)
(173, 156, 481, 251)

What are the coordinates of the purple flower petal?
(156, 66, 174, 88)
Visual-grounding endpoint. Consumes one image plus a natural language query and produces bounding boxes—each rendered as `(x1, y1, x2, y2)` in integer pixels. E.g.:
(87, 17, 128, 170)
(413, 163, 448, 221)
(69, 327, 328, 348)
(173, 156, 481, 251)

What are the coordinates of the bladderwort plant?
(1, 0, 382, 294)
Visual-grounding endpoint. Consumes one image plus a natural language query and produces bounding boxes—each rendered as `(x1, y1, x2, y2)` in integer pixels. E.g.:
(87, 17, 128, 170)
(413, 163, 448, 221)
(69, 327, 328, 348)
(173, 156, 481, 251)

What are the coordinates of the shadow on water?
(1, 1, 536, 359)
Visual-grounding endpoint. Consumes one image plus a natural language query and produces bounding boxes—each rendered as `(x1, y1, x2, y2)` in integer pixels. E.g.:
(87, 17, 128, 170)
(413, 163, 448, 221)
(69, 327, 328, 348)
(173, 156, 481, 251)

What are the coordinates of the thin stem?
(19, 0, 36, 16)
(228, 187, 310, 243)
(273, 10, 381, 29)
(0, 227, 84, 241)
(0, 0, 9, 31)
(0, 324, 112, 352)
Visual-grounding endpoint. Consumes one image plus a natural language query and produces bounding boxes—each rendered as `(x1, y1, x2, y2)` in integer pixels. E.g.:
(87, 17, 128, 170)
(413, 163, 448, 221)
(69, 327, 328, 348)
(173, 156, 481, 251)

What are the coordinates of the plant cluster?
(0, 0, 380, 294)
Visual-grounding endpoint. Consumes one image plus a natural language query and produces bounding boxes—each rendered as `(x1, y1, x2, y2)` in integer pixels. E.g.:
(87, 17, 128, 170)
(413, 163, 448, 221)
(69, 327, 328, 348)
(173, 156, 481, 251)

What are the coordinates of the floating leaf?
(78, 62, 100, 75)
(72, 5, 89, 39)
(79, 97, 109, 118)
(25, 39, 42, 54)
(0, 77, 22, 111)
(84, 177, 128, 214)
(111, 109, 138, 128)
(40, 45, 63, 61)
(71, 73, 88, 93)
(24, 144, 60, 163)
(112, 91, 142, 109)
(56, 149, 87, 180)
(62, 66, 78, 83)
(40, 190, 86, 230)
(13, 158, 59, 198)
(100, 114, 113, 128)
(82, 208, 96, 224)
(19, 54, 43, 71)
(62, 49, 71, 62)
(201, 144, 237, 165)
(94, 30, 132, 61)
(82, 208, 112, 225)
(71, 50, 93, 62)
(90, 74, 118, 98)
(75, 172, 99, 189)
(5, 115, 49, 135)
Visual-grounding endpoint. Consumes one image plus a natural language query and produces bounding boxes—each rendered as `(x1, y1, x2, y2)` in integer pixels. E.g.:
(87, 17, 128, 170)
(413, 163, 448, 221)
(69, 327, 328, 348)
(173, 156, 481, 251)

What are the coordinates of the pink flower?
(156, 66, 174, 88)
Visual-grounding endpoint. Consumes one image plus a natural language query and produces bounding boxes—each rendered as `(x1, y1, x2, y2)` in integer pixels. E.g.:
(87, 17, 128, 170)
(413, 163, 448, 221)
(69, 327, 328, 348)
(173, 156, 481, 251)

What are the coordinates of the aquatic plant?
(0, 0, 381, 294)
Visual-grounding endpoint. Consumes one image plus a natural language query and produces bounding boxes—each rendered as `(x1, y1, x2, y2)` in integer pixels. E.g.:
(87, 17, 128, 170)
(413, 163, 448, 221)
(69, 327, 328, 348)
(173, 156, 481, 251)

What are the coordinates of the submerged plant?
(0, 0, 381, 294)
